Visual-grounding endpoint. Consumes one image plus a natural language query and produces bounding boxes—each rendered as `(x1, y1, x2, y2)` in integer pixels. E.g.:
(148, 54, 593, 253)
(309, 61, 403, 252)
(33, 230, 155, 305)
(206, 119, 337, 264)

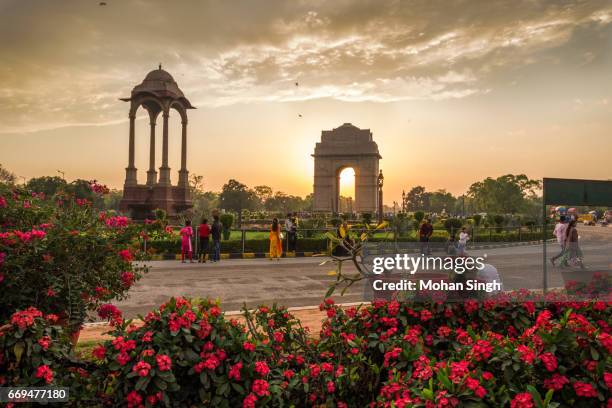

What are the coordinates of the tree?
(253, 185, 273, 208)
(405, 186, 430, 211)
(0, 164, 16, 185)
(264, 191, 305, 213)
(466, 174, 542, 214)
(26, 176, 67, 196)
(218, 179, 258, 212)
(428, 189, 457, 214)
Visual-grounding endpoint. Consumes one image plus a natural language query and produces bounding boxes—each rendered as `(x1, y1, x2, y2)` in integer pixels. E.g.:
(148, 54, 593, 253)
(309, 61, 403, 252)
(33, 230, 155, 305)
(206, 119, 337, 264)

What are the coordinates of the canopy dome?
(124, 66, 194, 109)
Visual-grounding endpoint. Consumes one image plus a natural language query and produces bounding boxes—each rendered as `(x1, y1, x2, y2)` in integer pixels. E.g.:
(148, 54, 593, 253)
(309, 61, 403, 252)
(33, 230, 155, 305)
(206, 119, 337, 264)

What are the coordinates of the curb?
(148, 251, 325, 261)
(146, 239, 554, 261)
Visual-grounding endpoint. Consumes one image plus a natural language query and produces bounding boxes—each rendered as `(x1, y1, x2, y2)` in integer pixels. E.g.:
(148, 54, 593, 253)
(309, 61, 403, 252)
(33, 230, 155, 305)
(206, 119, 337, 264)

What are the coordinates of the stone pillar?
(158, 111, 171, 185)
(125, 114, 137, 186)
(178, 120, 189, 188)
(146, 118, 157, 186)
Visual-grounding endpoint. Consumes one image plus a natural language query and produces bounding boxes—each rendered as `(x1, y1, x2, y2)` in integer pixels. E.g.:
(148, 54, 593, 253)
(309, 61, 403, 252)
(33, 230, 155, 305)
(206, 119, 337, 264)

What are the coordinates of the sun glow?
(339, 167, 355, 198)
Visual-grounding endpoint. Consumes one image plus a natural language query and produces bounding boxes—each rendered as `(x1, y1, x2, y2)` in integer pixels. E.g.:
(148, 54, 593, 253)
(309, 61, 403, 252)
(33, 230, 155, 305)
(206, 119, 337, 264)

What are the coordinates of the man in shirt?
(419, 218, 433, 255)
(210, 215, 222, 262)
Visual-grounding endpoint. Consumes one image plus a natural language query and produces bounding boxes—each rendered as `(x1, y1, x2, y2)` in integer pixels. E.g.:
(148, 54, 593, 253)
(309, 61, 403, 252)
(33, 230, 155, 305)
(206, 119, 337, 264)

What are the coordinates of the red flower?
(327, 380, 336, 393)
(92, 345, 106, 360)
(544, 373, 568, 391)
(98, 304, 122, 320)
(10, 307, 43, 330)
(119, 249, 133, 262)
(37, 336, 51, 351)
(35, 365, 54, 384)
(126, 391, 142, 408)
(229, 362, 243, 381)
(255, 361, 270, 376)
(284, 369, 295, 379)
(573, 381, 597, 398)
(45, 314, 59, 323)
(510, 393, 534, 408)
(252, 379, 270, 397)
(604, 372, 612, 389)
(243, 393, 257, 408)
(121, 271, 135, 287)
(539, 352, 557, 372)
(273, 331, 284, 343)
(517, 345, 536, 364)
(243, 341, 255, 352)
(133, 360, 151, 377)
(156, 354, 172, 371)
(142, 331, 153, 342)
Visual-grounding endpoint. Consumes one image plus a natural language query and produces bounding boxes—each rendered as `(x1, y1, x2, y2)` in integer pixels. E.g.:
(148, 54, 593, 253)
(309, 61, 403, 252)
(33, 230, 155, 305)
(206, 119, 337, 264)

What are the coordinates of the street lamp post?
(377, 170, 384, 224)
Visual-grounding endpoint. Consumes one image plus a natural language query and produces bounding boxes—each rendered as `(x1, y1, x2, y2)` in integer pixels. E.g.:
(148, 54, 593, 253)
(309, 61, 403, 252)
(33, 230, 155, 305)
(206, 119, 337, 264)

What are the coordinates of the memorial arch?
(119, 66, 195, 219)
(312, 123, 381, 213)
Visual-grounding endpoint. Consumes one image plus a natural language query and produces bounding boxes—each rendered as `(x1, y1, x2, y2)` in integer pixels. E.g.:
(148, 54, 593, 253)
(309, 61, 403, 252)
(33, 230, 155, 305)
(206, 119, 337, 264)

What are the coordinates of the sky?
(0, 0, 611, 204)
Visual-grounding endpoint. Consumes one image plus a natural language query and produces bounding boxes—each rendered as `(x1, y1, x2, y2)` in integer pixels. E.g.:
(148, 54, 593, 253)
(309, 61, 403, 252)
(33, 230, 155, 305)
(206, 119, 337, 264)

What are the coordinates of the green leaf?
(135, 375, 151, 391)
(422, 389, 434, 400)
(526, 385, 543, 408)
(590, 347, 599, 361)
(13, 342, 25, 363)
(231, 383, 245, 394)
(543, 389, 554, 407)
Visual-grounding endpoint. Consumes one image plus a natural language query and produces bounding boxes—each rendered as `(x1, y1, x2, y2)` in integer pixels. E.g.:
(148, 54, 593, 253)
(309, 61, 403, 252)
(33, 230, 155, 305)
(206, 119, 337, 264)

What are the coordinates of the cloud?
(0, 0, 611, 133)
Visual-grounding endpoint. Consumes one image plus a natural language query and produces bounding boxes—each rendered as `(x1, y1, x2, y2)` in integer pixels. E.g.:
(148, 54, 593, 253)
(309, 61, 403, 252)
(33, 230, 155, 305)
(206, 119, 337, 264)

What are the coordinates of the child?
(198, 217, 210, 263)
(180, 220, 194, 263)
(458, 227, 469, 256)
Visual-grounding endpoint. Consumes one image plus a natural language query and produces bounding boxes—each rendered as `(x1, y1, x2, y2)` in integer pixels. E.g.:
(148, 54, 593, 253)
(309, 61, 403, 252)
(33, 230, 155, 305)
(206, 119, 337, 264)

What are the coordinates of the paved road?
(114, 226, 611, 318)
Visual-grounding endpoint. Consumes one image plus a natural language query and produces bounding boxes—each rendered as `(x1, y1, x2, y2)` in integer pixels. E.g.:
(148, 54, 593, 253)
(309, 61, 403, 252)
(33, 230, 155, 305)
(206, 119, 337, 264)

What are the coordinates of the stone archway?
(312, 123, 381, 213)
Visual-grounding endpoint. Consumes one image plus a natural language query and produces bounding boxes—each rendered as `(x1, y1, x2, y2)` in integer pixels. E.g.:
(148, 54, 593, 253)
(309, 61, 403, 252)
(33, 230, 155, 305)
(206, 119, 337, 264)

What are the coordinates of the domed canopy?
(122, 66, 194, 109)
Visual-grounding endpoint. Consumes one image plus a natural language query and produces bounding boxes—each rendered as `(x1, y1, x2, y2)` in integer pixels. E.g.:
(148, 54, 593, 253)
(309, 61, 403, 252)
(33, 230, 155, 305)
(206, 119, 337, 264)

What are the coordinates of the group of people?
(419, 218, 471, 256)
(551, 215, 584, 268)
(178, 213, 301, 263)
(178, 216, 223, 263)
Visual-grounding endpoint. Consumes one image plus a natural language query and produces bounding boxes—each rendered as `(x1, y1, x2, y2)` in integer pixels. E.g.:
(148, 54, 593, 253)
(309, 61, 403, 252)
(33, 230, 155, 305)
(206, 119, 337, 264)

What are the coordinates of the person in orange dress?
(269, 218, 282, 260)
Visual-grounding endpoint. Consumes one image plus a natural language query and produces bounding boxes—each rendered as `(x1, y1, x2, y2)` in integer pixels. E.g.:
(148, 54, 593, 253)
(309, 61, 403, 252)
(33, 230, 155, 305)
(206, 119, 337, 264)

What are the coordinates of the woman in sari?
(269, 218, 283, 260)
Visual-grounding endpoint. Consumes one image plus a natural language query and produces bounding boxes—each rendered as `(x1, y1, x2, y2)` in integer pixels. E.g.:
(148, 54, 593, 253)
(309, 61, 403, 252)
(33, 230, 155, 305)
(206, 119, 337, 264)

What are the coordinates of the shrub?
(220, 213, 234, 240)
(443, 218, 463, 235)
(0, 307, 95, 403)
(0, 184, 150, 331)
(472, 213, 483, 226)
(414, 211, 425, 224)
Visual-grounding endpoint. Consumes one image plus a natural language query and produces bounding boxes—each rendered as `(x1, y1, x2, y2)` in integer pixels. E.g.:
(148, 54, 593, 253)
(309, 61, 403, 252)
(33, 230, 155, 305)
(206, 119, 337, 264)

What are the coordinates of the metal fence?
(143, 224, 553, 255)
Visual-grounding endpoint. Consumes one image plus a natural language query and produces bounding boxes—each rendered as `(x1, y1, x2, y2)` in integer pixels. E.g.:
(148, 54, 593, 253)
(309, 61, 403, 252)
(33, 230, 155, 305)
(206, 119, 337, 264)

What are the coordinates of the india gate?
(312, 123, 382, 213)
(119, 66, 194, 219)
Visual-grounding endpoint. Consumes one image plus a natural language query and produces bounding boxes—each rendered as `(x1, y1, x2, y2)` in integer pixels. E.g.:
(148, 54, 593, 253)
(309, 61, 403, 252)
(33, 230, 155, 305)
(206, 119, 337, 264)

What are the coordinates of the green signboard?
(543, 177, 612, 206)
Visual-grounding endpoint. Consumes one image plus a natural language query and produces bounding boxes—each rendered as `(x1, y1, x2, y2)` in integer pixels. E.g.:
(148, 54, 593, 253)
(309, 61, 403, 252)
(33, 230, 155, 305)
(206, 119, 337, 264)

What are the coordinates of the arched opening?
(338, 167, 355, 214)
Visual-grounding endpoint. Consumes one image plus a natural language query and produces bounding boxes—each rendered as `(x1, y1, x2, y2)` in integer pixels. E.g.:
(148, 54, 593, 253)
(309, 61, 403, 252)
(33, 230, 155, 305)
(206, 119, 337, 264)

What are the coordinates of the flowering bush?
(0, 307, 94, 402)
(0, 183, 153, 331)
(80, 295, 610, 407)
(1, 294, 609, 406)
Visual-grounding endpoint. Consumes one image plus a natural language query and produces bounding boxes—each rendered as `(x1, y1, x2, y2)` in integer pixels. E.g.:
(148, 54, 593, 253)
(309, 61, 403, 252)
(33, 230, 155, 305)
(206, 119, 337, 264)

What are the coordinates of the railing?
(142, 225, 554, 256)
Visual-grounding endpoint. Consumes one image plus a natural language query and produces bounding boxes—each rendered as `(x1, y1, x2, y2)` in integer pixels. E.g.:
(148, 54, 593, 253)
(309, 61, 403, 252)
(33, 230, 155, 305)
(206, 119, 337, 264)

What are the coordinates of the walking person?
(210, 215, 222, 262)
(550, 216, 567, 266)
(179, 220, 194, 263)
(285, 214, 295, 252)
(559, 220, 585, 269)
(198, 217, 210, 263)
(269, 217, 283, 260)
(457, 227, 470, 256)
(419, 218, 433, 255)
